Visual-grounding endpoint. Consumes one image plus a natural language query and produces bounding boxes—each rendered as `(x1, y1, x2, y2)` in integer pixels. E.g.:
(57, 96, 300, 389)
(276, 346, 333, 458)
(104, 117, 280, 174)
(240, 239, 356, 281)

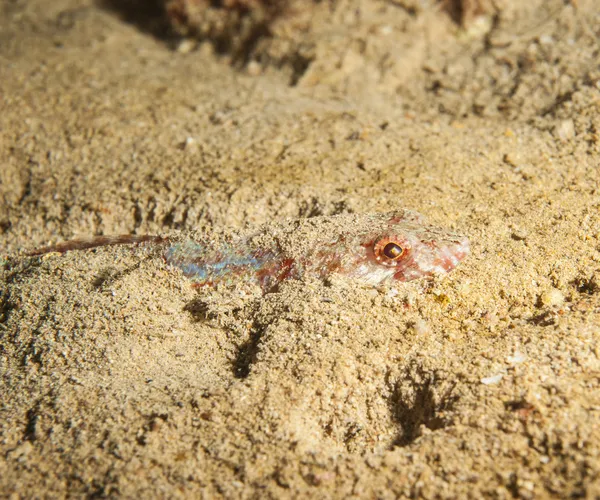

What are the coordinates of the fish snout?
(436, 236, 470, 273)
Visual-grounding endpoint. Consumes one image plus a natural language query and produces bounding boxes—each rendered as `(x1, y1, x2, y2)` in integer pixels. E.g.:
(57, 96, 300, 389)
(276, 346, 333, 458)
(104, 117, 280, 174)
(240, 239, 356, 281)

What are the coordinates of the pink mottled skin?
(27, 210, 469, 293)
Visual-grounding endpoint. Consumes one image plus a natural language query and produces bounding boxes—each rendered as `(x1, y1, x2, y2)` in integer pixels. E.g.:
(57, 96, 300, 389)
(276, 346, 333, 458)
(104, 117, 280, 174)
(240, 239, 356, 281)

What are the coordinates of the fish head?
(346, 213, 470, 285)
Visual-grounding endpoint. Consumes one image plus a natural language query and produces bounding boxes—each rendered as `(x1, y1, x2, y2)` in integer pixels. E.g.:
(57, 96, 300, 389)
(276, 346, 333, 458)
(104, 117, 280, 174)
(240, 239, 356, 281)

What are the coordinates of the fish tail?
(27, 235, 166, 256)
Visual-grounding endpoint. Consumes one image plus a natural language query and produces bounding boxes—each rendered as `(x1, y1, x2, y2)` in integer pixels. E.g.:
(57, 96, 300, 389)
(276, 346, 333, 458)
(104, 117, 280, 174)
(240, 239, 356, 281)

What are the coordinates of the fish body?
(28, 210, 469, 292)
(163, 210, 469, 291)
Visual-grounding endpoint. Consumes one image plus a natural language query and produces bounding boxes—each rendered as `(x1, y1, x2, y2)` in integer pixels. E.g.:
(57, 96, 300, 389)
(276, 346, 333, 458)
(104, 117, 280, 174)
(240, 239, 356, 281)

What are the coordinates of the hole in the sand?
(183, 293, 252, 325)
(183, 299, 211, 322)
(527, 310, 558, 327)
(23, 405, 42, 442)
(0, 287, 14, 326)
(288, 53, 313, 86)
(572, 275, 600, 295)
(389, 367, 459, 447)
(505, 399, 537, 421)
(92, 269, 119, 288)
(232, 324, 263, 379)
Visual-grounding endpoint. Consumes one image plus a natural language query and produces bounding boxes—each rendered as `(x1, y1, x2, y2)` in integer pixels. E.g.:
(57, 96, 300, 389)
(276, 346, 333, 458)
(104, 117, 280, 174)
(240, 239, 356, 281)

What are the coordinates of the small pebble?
(410, 319, 431, 336)
(539, 289, 564, 307)
(247, 61, 262, 76)
(481, 373, 503, 385)
(177, 39, 197, 54)
(503, 153, 520, 167)
(554, 119, 575, 141)
(507, 352, 527, 364)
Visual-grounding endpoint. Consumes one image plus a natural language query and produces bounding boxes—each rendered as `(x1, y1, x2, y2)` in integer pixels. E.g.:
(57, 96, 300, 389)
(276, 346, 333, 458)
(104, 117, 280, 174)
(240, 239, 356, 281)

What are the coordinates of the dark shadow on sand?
(97, 0, 174, 39)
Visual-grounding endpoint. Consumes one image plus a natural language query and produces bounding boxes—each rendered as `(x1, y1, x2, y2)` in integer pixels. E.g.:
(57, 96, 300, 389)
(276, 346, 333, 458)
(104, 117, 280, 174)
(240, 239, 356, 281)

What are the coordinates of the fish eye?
(374, 237, 408, 263)
(383, 242, 403, 259)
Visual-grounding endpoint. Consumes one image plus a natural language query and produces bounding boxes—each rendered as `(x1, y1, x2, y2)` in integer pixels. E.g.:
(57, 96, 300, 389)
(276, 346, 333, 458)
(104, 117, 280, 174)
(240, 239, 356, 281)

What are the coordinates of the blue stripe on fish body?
(178, 262, 208, 280)
(164, 241, 275, 283)
(205, 256, 261, 271)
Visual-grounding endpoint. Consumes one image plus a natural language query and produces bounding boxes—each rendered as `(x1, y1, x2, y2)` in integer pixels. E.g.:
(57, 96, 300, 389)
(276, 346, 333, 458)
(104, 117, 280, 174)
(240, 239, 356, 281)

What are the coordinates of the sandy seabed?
(1, 0, 600, 497)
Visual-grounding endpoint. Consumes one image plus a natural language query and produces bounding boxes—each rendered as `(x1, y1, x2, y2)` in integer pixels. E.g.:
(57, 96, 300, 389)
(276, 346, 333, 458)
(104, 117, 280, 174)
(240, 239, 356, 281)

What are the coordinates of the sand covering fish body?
(29, 210, 469, 292)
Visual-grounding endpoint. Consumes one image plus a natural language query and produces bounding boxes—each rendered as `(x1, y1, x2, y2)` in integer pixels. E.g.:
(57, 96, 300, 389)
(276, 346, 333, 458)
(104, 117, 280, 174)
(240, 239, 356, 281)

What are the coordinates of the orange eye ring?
(374, 237, 408, 263)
